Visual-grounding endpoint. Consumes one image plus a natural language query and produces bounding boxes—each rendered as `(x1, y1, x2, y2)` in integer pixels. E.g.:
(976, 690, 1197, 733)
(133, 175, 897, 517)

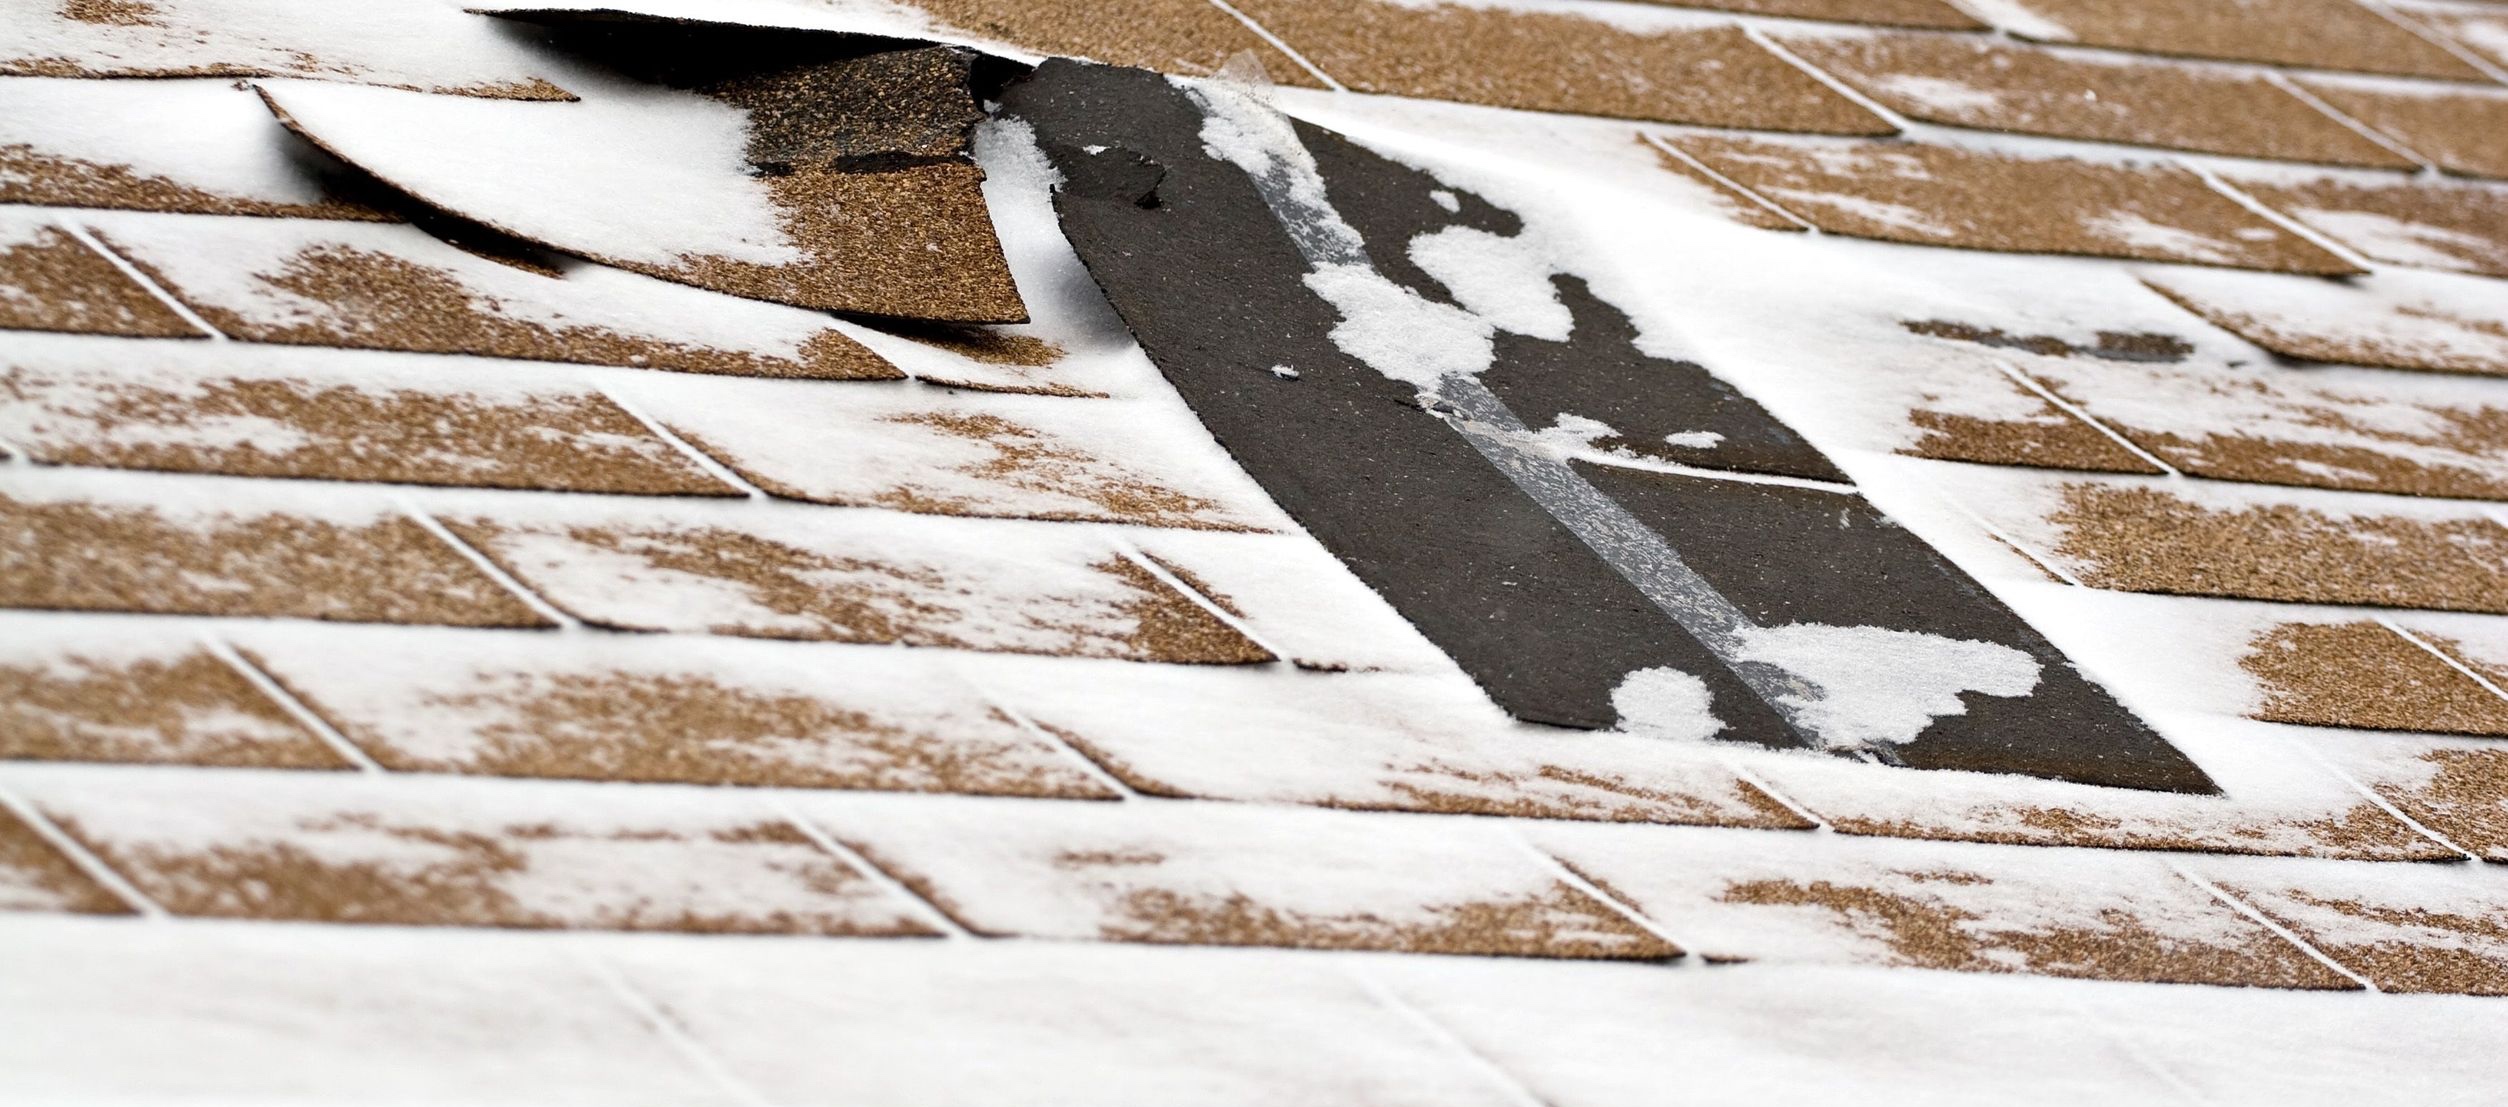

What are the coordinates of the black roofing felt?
(1008, 59, 2214, 793)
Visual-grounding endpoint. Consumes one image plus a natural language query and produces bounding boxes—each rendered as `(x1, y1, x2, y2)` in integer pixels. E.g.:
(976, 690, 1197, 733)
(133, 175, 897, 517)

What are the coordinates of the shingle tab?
(1990, 0, 2489, 80)
(2235, 172, 2508, 278)
(2297, 77, 2508, 181)
(0, 622, 340, 769)
(0, 210, 202, 337)
(2142, 266, 2508, 378)
(0, 77, 394, 218)
(0, 0, 578, 97)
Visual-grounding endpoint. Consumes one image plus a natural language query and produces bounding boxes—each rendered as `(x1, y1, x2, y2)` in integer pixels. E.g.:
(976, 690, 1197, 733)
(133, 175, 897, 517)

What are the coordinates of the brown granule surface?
(2043, 483, 2508, 613)
(1233, 0, 1895, 133)
(63, 814, 940, 935)
(2236, 175, 2508, 279)
(2059, 385, 2508, 501)
(1828, 800, 2454, 861)
(1639, 134, 1808, 232)
(1375, 765, 1816, 828)
(707, 47, 985, 168)
(1633, 0, 1983, 29)
(914, 0, 1324, 87)
(1904, 319, 2195, 362)
(1998, 0, 2487, 80)
(2141, 276, 2508, 378)
(59, 0, 161, 25)
(0, 224, 201, 337)
(1783, 34, 2416, 170)
(267, 661, 1114, 798)
(0, 494, 555, 627)
(678, 413, 1252, 530)
(1, 649, 342, 768)
(2242, 622, 2508, 736)
(2410, 5, 2508, 71)
(2298, 82, 2508, 182)
(876, 323, 1069, 368)
(1902, 374, 2164, 474)
(2229, 889, 2508, 995)
(1099, 557, 1278, 665)
(3, 370, 735, 496)
(1718, 875, 2356, 988)
(1671, 136, 2360, 274)
(1082, 883, 1681, 959)
(102, 237, 901, 380)
(0, 143, 395, 220)
(2372, 747, 2508, 859)
(0, 809, 129, 914)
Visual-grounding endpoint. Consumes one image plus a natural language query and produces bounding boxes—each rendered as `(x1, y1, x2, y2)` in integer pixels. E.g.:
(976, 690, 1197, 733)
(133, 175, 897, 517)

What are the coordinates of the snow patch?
(1609, 667, 1725, 742)
(1735, 623, 2042, 752)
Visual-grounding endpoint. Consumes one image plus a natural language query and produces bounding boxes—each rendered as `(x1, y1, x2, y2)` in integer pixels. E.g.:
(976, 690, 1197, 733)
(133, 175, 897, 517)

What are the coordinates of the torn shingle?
(79, 211, 903, 378)
(0, 474, 555, 628)
(2141, 267, 2508, 378)
(0, 77, 394, 219)
(0, 212, 202, 337)
(240, 626, 1116, 798)
(2244, 621, 2508, 737)
(0, 806, 129, 914)
(259, 75, 1028, 323)
(1668, 136, 2361, 274)
(0, 0, 577, 98)
(1227, 0, 1897, 132)
(2297, 78, 2508, 181)
(0, 357, 736, 496)
(2234, 172, 2508, 279)
(1988, 0, 2489, 81)
(1781, 34, 2417, 170)
(443, 500, 1272, 662)
(809, 794, 1681, 959)
(24, 771, 942, 934)
(0, 627, 340, 769)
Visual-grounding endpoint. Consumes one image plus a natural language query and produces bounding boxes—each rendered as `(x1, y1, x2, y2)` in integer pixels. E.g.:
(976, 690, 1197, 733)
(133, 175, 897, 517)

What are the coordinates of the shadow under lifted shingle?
(1007, 59, 2214, 793)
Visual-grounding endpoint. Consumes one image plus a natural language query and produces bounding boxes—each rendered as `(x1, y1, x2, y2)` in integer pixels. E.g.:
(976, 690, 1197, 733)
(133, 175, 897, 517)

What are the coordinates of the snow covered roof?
(4, 0, 2508, 1101)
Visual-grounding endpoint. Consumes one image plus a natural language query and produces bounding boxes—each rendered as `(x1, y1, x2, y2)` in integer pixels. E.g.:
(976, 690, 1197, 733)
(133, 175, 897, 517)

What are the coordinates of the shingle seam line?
(2355, 0, 2508, 85)
(2169, 862, 2379, 991)
(55, 220, 229, 341)
(1992, 360, 2184, 477)
(2292, 736, 2482, 862)
(1930, 486, 2087, 586)
(203, 636, 389, 773)
(1344, 967, 1557, 1107)
(1743, 25, 1920, 133)
(0, 776, 168, 919)
(397, 499, 582, 630)
(771, 802, 978, 939)
(1638, 130, 1820, 232)
(2375, 615, 2508, 706)
(1200, 0, 1348, 91)
(947, 666, 1147, 799)
(1512, 833, 1699, 959)
(1111, 539, 1296, 664)
(597, 387, 773, 500)
(568, 949, 780, 1107)
(2178, 160, 2382, 271)
(2260, 70, 2440, 171)
(1720, 757, 1833, 830)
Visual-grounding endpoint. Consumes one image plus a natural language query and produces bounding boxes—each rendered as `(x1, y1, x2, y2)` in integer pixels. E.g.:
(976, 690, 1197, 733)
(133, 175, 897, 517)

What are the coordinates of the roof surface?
(4, 0, 2508, 1102)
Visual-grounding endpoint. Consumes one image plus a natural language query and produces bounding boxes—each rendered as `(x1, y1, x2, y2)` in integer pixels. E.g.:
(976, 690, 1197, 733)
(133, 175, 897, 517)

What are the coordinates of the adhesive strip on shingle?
(0, 351, 736, 495)
(2141, 266, 2508, 378)
(1987, 0, 2488, 80)
(0, 77, 394, 218)
(2232, 171, 2508, 278)
(257, 53, 1028, 323)
(15, 768, 942, 934)
(236, 623, 1118, 797)
(1780, 33, 2417, 170)
(0, 210, 204, 338)
(77, 210, 903, 378)
(0, 618, 341, 769)
(0, 0, 578, 97)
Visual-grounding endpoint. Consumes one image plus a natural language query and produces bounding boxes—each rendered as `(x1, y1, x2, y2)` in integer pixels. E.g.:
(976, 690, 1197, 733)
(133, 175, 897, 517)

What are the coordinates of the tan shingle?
(908, 0, 1327, 85)
(2205, 859, 2508, 994)
(2243, 620, 2508, 736)
(0, 630, 340, 769)
(0, 212, 201, 337)
(1991, 0, 2489, 81)
(1633, 0, 1984, 29)
(2142, 267, 2508, 378)
(2236, 172, 2508, 278)
(2334, 736, 2508, 860)
(2298, 78, 2508, 181)
(0, 0, 576, 98)
(0, 77, 394, 219)
(0, 805, 129, 914)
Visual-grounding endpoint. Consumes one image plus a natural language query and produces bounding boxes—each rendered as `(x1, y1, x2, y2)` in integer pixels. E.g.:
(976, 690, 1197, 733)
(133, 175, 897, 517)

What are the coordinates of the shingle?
(2202, 858, 2508, 994)
(0, 805, 127, 914)
(1987, 0, 2489, 81)
(807, 794, 1681, 959)
(2297, 78, 2508, 180)
(2234, 172, 2508, 278)
(2400, 1, 2508, 72)
(1534, 823, 2356, 987)
(442, 499, 1272, 662)
(2242, 620, 2508, 735)
(0, 77, 394, 218)
(0, 357, 736, 495)
(2331, 734, 2508, 859)
(1230, 0, 1897, 132)
(1632, 0, 1985, 28)
(0, 210, 202, 337)
(1784, 33, 2416, 169)
(906, 0, 1327, 85)
(1127, 529, 1464, 673)
(78, 210, 904, 379)
(1667, 135, 2361, 273)
(260, 78, 1028, 323)
(1639, 134, 1814, 231)
(0, 624, 340, 769)
(0, 0, 577, 98)
(0, 472, 555, 627)
(2141, 266, 2508, 378)
(24, 769, 942, 934)
(240, 624, 1117, 798)
(967, 657, 1816, 827)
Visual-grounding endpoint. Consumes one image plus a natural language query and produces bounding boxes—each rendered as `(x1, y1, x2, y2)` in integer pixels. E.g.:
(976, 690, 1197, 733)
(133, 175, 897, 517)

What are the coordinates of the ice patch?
(1735, 623, 2042, 752)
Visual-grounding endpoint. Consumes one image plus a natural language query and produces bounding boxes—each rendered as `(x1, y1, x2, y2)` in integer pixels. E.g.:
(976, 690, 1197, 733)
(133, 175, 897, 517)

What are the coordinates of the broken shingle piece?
(2234, 172, 2508, 278)
(0, 622, 341, 769)
(0, 471, 555, 628)
(21, 770, 942, 934)
(239, 625, 1116, 798)
(807, 794, 1681, 959)
(2243, 620, 2508, 737)
(0, 806, 128, 914)
(2141, 266, 2508, 378)
(1987, 0, 2489, 81)
(1667, 136, 2361, 274)
(2296, 78, 2508, 181)
(0, 77, 393, 219)
(1229, 0, 1896, 132)
(1780, 34, 2416, 170)
(2202, 858, 2508, 995)
(444, 499, 1271, 663)
(0, 0, 576, 98)
(259, 77, 1027, 323)
(0, 354, 735, 496)
(1533, 823, 2357, 988)
(79, 211, 902, 379)
(0, 211, 202, 338)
